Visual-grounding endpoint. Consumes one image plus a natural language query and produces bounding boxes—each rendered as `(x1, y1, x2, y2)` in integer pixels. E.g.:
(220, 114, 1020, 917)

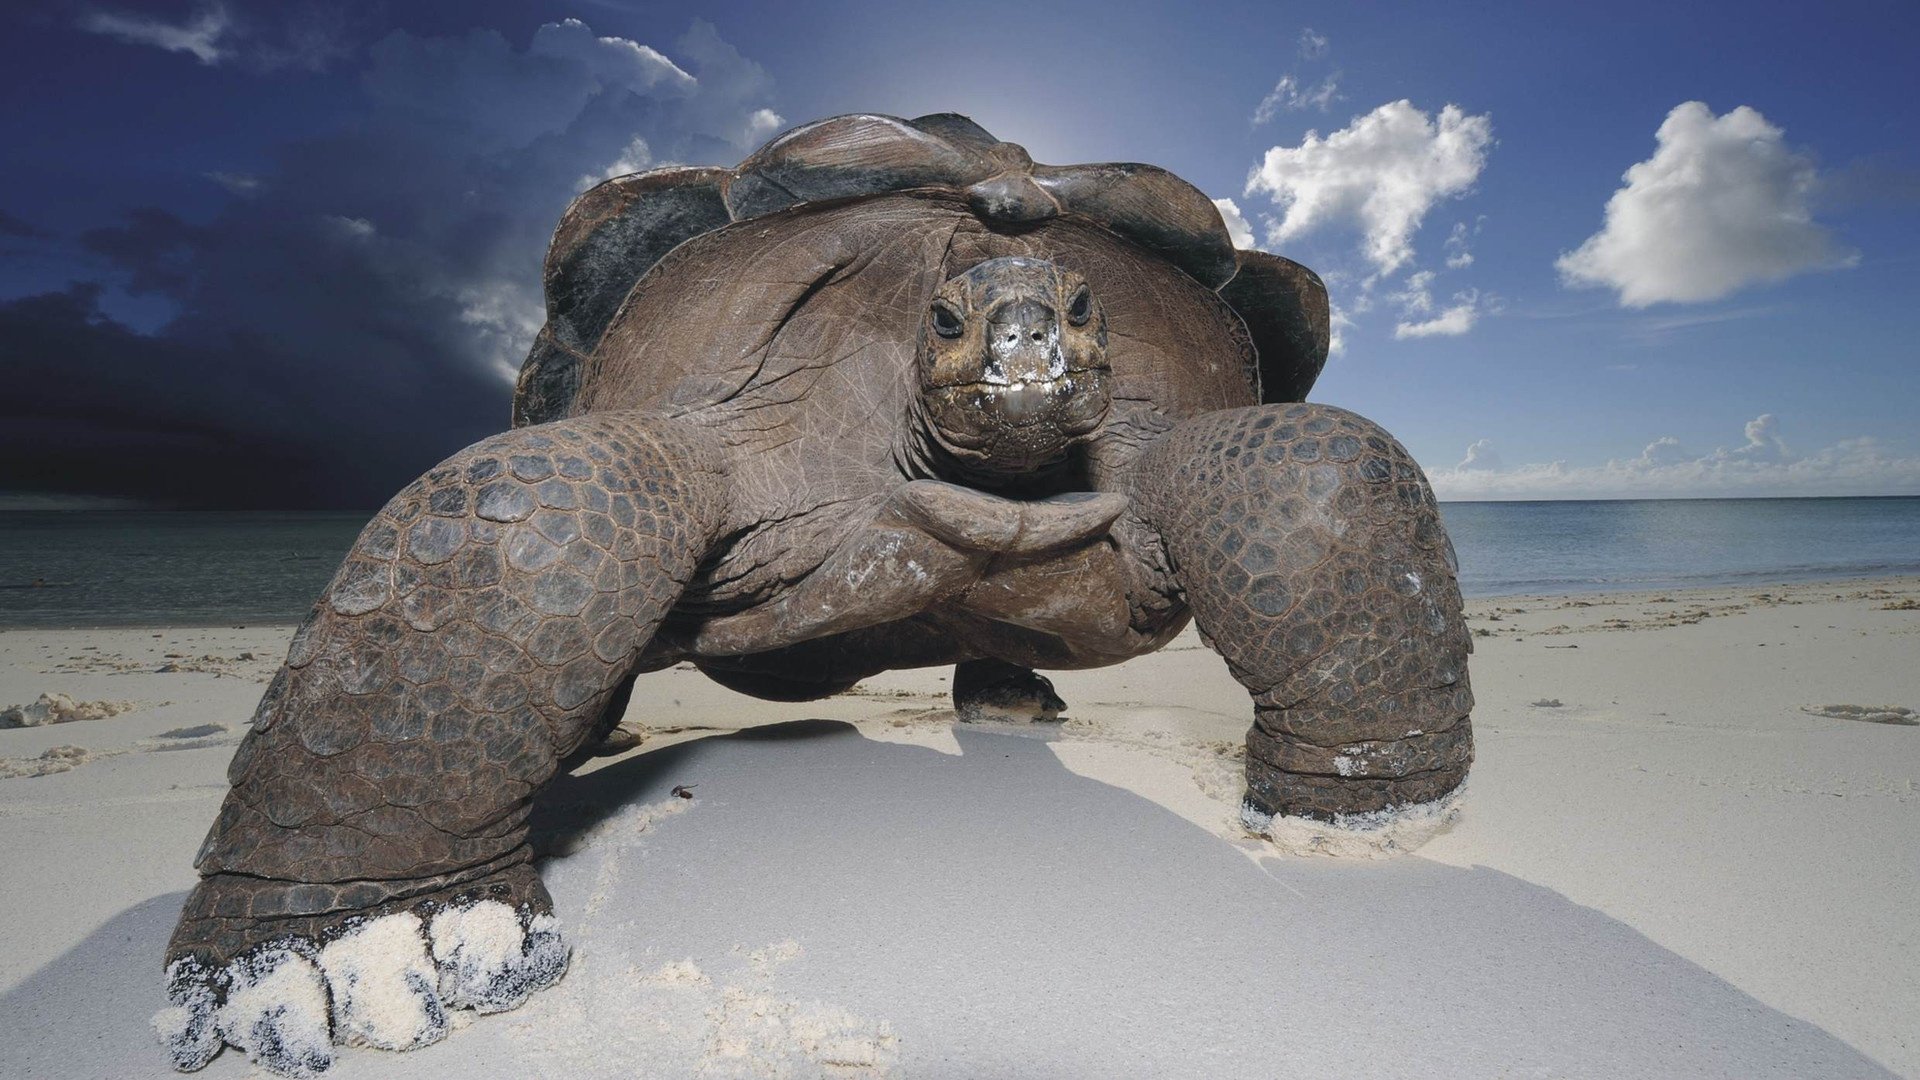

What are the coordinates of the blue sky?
(3, 0, 1917, 506)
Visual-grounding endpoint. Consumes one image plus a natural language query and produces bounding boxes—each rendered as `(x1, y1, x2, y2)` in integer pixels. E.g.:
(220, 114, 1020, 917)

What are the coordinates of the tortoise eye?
(931, 302, 964, 339)
(1066, 285, 1092, 326)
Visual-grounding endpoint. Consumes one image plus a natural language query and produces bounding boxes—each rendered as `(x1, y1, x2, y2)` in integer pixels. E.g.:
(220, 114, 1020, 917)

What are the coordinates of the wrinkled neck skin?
(895, 391, 1090, 495)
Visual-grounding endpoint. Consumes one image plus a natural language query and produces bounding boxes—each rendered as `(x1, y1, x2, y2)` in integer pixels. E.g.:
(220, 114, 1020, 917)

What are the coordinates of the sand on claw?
(429, 900, 570, 1013)
(318, 912, 448, 1051)
(153, 947, 336, 1078)
(152, 900, 569, 1075)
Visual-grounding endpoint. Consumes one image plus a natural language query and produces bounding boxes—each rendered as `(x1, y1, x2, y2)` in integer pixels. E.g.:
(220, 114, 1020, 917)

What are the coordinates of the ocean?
(2, 498, 1917, 628)
(1440, 497, 1920, 597)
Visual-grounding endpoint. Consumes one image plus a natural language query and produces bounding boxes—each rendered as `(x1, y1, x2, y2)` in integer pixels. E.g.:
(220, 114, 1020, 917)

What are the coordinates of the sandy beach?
(2, 576, 1916, 1078)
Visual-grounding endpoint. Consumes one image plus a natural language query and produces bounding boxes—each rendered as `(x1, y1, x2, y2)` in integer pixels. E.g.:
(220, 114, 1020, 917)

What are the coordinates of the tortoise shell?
(514, 112, 1329, 427)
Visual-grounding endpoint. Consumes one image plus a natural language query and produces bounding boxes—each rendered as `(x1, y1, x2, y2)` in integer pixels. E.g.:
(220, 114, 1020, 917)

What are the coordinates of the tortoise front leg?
(157, 411, 727, 1076)
(1130, 403, 1473, 825)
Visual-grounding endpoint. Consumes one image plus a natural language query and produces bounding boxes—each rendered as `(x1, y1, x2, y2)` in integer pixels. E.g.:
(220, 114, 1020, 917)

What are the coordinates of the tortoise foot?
(953, 658, 1067, 723)
(1239, 775, 1468, 859)
(1243, 721, 1473, 822)
(156, 866, 567, 1076)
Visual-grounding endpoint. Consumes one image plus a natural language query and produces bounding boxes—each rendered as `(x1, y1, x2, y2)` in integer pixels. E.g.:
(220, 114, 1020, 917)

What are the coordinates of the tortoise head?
(913, 257, 1112, 477)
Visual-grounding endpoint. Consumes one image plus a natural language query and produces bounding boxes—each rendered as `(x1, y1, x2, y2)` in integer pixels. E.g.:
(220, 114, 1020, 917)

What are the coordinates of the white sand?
(1, 577, 1916, 1077)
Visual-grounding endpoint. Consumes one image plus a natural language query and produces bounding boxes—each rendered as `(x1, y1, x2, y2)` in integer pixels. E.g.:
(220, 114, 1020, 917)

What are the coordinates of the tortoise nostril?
(1030, 330, 1043, 341)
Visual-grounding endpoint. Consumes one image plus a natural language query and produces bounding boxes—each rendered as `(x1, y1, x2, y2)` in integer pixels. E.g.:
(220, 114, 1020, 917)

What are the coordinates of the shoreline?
(5, 568, 1920, 632)
(1461, 567, 1920, 601)
(2, 575, 1916, 1076)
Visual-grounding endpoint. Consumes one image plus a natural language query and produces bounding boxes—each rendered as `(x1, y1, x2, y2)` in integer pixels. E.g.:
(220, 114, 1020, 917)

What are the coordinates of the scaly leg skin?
(156, 412, 727, 1076)
(1131, 403, 1473, 849)
(953, 658, 1067, 723)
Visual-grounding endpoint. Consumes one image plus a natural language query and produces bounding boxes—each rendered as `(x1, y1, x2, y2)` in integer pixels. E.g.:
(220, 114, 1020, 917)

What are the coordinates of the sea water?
(2, 498, 1917, 627)
(1441, 497, 1920, 597)
(0, 511, 364, 628)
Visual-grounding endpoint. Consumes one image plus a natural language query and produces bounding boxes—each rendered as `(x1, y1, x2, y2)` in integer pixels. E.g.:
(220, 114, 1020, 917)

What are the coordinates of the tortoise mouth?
(925, 369, 1111, 427)
(949, 377, 1082, 428)
(936, 366, 1102, 395)
(924, 358, 1108, 393)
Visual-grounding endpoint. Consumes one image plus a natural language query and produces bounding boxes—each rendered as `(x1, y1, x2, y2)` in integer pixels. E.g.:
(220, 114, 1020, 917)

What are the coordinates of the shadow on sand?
(1, 719, 1897, 1079)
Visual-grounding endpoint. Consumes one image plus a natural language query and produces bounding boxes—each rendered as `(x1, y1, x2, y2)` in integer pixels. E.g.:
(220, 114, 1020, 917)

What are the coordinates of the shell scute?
(725, 113, 995, 221)
(1221, 251, 1330, 404)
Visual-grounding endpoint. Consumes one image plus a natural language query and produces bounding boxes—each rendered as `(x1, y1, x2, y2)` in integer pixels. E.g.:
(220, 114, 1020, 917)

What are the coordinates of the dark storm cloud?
(0, 284, 335, 507)
(0, 211, 54, 240)
(2, 18, 782, 508)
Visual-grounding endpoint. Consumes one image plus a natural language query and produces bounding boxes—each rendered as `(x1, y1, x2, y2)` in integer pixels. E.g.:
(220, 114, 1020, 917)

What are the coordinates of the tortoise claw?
(154, 899, 568, 1075)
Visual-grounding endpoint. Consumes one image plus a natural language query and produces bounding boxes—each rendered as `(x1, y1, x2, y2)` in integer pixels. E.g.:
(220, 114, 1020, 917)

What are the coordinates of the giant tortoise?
(158, 112, 1473, 1075)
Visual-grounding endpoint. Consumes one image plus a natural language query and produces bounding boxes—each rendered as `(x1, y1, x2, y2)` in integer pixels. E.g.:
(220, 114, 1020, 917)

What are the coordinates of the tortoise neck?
(897, 393, 973, 484)
(897, 392, 1079, 496)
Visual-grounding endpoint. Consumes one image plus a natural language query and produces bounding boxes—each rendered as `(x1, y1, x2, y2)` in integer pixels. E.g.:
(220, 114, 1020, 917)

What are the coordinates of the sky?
(3, 0, 1917, 507)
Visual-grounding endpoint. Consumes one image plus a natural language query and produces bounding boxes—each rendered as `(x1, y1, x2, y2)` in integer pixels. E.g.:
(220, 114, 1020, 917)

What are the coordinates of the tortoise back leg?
(952, 658, 1068, 723)
(1130, 403, 1473, 823)
(157, 411, 726, 1076)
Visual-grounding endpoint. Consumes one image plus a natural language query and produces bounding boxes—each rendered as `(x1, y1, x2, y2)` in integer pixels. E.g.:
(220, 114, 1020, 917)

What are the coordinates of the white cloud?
(1557, 102, 1855, 307)
(1390, 269, 1436, 311)
(1455, 438, 1502, 471)
(1328, 300, 1353, 356)
(1443, 221, 1475, 268)
(577, 135, 654, 191)
(81, 3, 229, 64)
(325, 215, 375, 240)
(204, 171, 261, 195)
(1395, 295, 1479, 338)
(78, 2, 349, 71)
(1252, 74, 1342, 123)
(529, 18, 696, 94)
(1428, 416, 1920, 500)
(1245, 100, 1493, 275)
(742, 107, 785, 144)
(1212, 198, 1257, 249)
(1389, 271, 1437, 312)
(458, 280, 550, 382)
(1251, 28, 1339, 124)
(1727, 413, 1788, 462)
(1388, 270, 1482, 338)
(1635, 435, 1686, 468)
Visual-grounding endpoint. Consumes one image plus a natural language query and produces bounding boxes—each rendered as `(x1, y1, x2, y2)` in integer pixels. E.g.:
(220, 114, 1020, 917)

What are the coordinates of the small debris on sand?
(0, 745, 91, 779)
(154, 723, 226, 739)
(1530, 699, 1565, 708)
(1801, 704, 1917, 726)
(0, 693, 138, 729)
(594, 726, 645, 755)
